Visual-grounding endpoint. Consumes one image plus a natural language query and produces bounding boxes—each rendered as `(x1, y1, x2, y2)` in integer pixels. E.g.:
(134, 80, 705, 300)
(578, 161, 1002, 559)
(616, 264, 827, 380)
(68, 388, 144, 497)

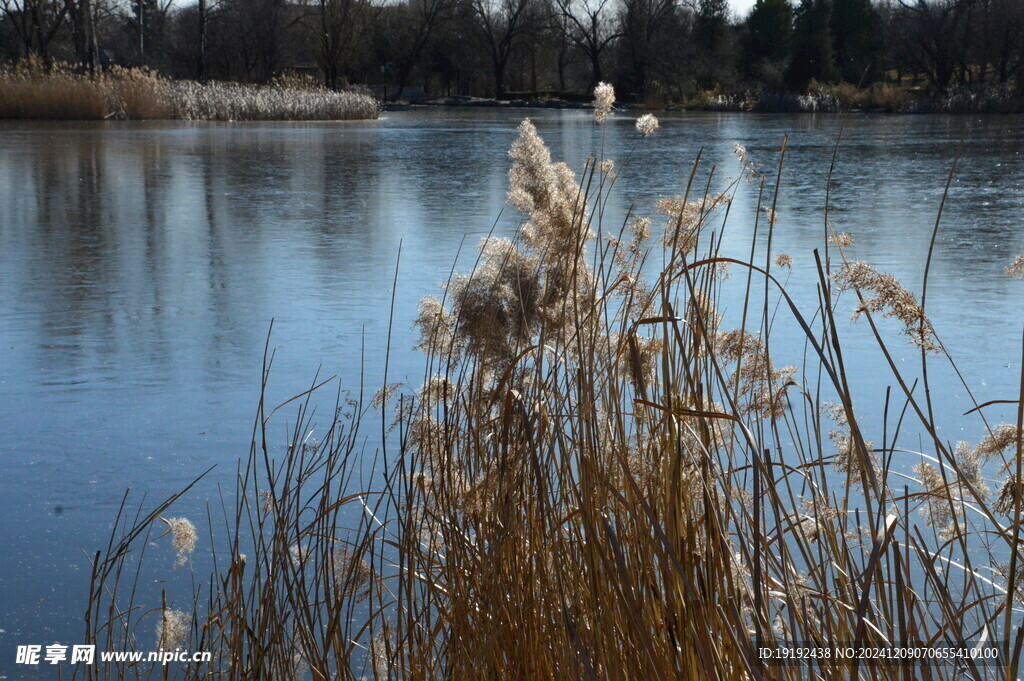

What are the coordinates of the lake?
(1, 109, 1023, 670)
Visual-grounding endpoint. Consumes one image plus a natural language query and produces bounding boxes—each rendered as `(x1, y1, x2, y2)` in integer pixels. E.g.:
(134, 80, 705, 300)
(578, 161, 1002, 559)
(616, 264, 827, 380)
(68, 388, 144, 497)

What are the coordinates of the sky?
(730, 0, 756, 19)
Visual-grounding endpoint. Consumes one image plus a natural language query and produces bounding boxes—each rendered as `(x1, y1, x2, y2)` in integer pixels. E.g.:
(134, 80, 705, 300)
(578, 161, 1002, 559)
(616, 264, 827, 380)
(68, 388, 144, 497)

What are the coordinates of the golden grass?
(694, 83, 915, 113)
(82, 117, 1024, 680)
(0, 62, 379, 121)
(0, 69, 116, 119)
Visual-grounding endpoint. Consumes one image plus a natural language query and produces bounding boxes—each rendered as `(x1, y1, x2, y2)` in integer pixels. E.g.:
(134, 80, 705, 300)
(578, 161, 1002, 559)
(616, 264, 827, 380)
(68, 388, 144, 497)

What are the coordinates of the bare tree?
(975, 0, 1023, 85)
(307, 0, 376, 89)
(220, 0, 287, 81)
(894, 0, 976, 90)
(470, 0, 537, 98)
(62, 0, 99, 71)
(617, 0, 678, 97)
(196, 0, 209, 80)
(389, 0, 456, 99)
(554, 0, 620, 88)
(0, 0, 69, 66)
(127, 0, 175, 65)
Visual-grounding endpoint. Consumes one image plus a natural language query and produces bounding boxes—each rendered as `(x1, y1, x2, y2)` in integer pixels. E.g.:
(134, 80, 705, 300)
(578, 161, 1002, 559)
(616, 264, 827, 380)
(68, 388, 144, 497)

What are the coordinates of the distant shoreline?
(387, 87, 1024, 115)
(3, 66, 1021, 120)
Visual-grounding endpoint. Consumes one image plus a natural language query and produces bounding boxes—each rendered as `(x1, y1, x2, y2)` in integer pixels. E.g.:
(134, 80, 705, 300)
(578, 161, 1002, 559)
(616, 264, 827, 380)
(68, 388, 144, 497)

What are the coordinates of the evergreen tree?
(786, 0, 838, 89)
(741, 0, 793, 84)
(694, 0, 729, 54)
(693, 0, 730, 88)
(830, 0, 880, 84)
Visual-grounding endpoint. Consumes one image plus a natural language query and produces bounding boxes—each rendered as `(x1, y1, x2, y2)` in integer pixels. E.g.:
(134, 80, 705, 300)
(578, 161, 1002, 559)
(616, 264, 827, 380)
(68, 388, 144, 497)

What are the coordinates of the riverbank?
(4, 65, 1017, 119)
(386, 82, 1024, 114)
(687, 81, 1024, 114)
(0, 65, 380, 121)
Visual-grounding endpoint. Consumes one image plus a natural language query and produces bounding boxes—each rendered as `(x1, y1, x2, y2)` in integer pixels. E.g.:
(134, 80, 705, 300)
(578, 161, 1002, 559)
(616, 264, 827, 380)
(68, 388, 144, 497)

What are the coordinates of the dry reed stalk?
(0, 61, 379, 121)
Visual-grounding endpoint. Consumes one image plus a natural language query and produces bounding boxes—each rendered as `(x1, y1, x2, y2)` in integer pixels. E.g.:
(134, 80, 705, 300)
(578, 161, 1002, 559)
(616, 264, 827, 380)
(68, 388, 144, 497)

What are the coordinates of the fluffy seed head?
(715, 329, 795, 419)
(976, 423, 1019, 466)
(156, 609, 190, 651)
(331, 547, 376, 602)
(507, 119, 589, 255)
(593, 82, 615, 123)
(915, 462, 957, 532)
(165, 517, 197, 569)
(954, 440, 987, 500)
(733, 143, 748, 165)
(414, 295, 459, 360)
(734, 142, 759, 177)
(657, 192, 731, 256)
(372, 383, 403, 412)
(635, 113, 659, 136)
(289, 544, 310, 569)
(833, 261, 938, 352)
(823, 403, 878, 485)
(800, 496, 843, 541)
(447, 237, 541, 367)
(995, 476, 1024, 515)
(832, 232, 855, 248)
(628, 216, 651, 242)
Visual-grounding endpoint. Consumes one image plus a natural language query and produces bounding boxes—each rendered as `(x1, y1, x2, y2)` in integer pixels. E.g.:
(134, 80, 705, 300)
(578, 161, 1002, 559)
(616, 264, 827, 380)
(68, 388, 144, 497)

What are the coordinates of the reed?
(0, 62, 379, 121)
(706, 81, 1023, 114)
(83, 98, 1024, 680)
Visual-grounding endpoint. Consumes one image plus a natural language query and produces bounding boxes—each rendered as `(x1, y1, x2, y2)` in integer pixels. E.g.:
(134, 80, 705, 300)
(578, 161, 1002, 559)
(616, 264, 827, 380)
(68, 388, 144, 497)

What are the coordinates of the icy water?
(1, 109, 1023, 671)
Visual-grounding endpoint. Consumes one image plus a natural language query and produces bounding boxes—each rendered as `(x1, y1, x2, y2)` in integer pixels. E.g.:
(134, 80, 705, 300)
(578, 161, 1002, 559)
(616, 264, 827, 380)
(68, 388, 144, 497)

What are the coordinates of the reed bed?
(0, 63, 379, 121)
(83, 92, 1024, 680)
(166, 81, 379, 121)
(691, 81, 1024, 114)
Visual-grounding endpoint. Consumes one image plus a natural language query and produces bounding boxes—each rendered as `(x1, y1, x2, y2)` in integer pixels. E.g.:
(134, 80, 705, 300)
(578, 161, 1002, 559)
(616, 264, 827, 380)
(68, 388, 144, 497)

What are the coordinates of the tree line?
(2, 0, 1022, 100)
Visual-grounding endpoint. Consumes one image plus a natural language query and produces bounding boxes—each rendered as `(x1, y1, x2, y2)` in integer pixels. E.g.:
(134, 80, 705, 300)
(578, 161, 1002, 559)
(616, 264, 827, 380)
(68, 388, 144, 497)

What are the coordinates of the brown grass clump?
(806, 81, 914, 113)
(0, 61, 171, 119)
(83, 118, 1023, 680)
(0, 61, 379, 120)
